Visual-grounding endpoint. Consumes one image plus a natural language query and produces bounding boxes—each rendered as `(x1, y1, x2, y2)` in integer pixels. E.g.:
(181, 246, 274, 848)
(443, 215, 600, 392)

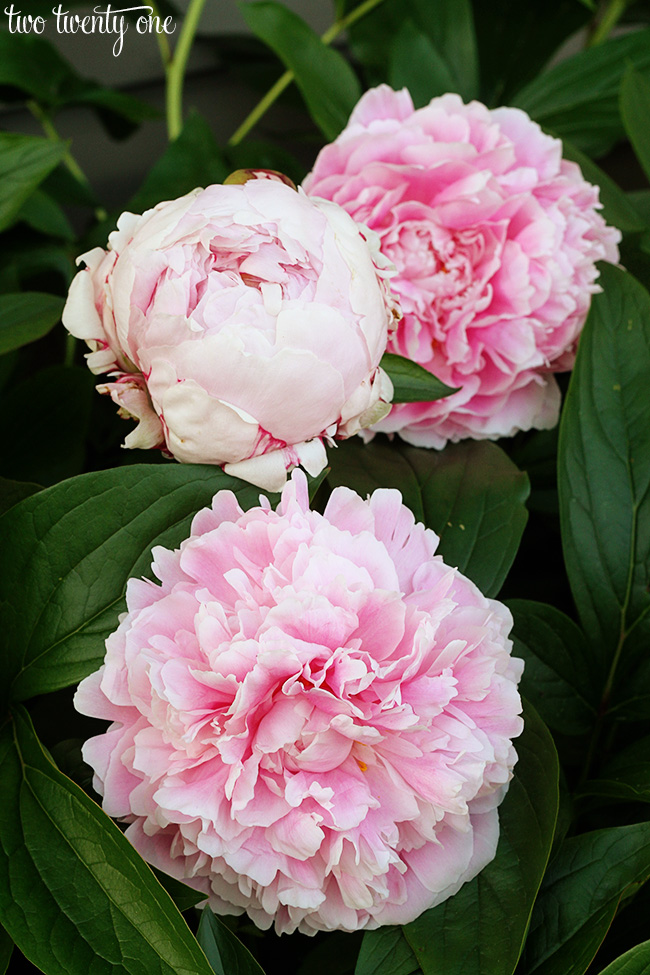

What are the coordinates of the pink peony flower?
(63, 177, 398, 491)
(304, 86, 621, 447)
(75, 470, 523, 935)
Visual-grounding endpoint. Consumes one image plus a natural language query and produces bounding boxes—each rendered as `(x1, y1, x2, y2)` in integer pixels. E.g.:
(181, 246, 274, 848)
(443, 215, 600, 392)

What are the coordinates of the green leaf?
(609, 693, 650, 722)
(72, 85, 159, 127)
(0, 706, 214, 975)
(0, 31, 157, 134)
(401, 703, 558, 975)
(472, 0, 589, 107)
(129, 111, 229, 215)
(578, 734, 650, 803)
(0, 293, 64, 356)
(506, 600, 597, 735)
(388, 20, 455, 108)
(0, 132, 67, 233)
(381, 353, 458, 403)
(345, 0, 478, 99)
(0, 243, 73, 293)
(402, 0, 479, 100)
(0, 477, 41, 519)
(0, 464, 262, 702)
(16, 188, 75, 240)
(327, 438, 529, 597)
(0, 365, 94, 486)
(0, 925, 12, 975)
(626, 190, 650, 229)
(512, 29, 650, 157)
(356, 925, 421, 975)
(0, 30, 73, 105)
(596, 940, 650, 975)
(556, 136, 646, 233)
(558, 264, 650, 697)
(518, 822, 650, 975)
(197, 907, 265, 975)
(621, 66, 650, 184)
(239, 1, 362, 140)
(42, 163, 99, 209)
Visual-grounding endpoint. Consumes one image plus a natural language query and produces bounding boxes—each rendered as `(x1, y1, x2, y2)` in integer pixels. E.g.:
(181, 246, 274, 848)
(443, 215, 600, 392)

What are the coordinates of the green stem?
(64, 331, 77, 368)
(166, 0, 209, 140)
(228, 0, 387, 147)
(28, 102, 87, 190)
(27, 100, 107, 222)
(149, 0, 173, 67)
(589, 0, 628, 46)
(321, 0, 387, 43)
(229, 70, 293, 148)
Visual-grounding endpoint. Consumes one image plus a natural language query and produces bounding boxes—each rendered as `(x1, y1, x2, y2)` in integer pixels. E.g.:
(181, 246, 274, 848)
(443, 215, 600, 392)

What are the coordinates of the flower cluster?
(76, 472, 523, 935)
(63, 177, 398, 491)
(304, 86, 620, 447)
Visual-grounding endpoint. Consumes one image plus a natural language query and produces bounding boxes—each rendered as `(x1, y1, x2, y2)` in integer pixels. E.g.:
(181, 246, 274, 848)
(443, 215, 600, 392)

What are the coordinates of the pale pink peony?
(63, 177, 398, 491)
(304, 86, 621, 447)
(75, 470, 523, 935)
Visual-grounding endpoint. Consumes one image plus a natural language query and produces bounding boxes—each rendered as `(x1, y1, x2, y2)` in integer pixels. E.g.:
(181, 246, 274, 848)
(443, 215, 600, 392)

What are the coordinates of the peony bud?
(63, 180, 398, 491)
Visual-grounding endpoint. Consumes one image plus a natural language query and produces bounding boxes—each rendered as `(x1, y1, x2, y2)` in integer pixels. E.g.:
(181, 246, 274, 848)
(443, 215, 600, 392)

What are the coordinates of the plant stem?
(64, 332, 77, 368)
(148, 0, 173, 66)
(228, 0, 387, 147)
(28, 102, 88, 190)
(166, 0, 209, 140)
(27, 100, 107, 222)
(321, 0, 387, 44)
(228, 70, 293, 148)
(589, 0, 628, 46)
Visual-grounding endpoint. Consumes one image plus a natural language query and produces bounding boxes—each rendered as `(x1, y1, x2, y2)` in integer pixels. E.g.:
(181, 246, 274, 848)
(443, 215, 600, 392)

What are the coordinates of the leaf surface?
(197, 907, 265, 975)
(381, 353, 457, 403)
(0, 293, 64, 355)
(558, 264, 650, 697)
(0, 133, 67, 233)
(519, 823, 650, 975)
(513, 30, 650, 156)
(0, 706, 214, 975)
(239, 1, 361, 139)
(0, 465, 261, 702)
(507, 600, 597, 735)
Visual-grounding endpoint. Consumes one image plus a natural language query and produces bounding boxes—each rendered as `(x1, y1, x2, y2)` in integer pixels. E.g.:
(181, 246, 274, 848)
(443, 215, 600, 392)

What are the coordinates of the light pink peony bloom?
(75, 470, 523, 935)
(63, 177, 398, 490)
(304, 86, 621, 447)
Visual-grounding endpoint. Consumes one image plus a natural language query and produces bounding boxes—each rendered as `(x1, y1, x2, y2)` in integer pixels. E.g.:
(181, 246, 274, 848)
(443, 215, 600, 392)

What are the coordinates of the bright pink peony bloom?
(75, 471, 523, 935)
(304, 86, 621, 447)
(63, 177, 398, 490)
